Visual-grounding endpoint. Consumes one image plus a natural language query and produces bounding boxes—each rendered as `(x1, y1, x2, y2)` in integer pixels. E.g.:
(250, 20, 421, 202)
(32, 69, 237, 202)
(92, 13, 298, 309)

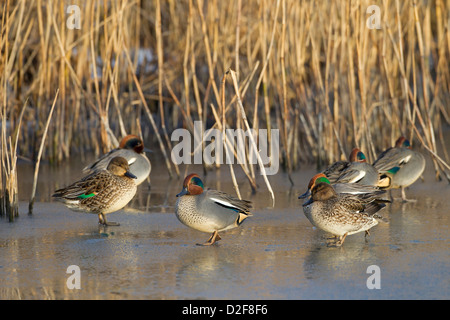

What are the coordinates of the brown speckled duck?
(301, 175, 389, 247)
(53, 157, 137, 226)
(298, 173, 381, 200)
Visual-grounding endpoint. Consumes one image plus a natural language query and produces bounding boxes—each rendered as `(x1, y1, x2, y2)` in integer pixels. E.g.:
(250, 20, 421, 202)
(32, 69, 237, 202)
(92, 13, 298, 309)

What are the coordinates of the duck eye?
(357, 152, 366, 160)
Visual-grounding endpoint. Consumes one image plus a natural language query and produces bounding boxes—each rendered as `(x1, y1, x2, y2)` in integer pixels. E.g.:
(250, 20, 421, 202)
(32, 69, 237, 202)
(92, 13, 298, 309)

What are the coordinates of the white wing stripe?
(399, 154, 411, 165)
(210, 197, 239, 209)
(349, 171, 366, 183)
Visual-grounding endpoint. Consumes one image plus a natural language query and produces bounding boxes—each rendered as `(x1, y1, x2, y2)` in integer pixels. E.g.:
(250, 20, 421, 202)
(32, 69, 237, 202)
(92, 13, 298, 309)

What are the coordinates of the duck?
(301, 175, 389, 247)
(323, 148, 379, 186)
(53, 157, 137, 226)
(373, 136, 425, 201)
(175, 173, 252, 246)
(298, 173, 380, 200)
(83, 135, 151, 186)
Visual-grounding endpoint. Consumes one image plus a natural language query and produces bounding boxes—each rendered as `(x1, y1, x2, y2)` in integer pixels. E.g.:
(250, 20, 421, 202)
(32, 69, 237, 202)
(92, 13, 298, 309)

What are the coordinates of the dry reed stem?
(4, 100, 26, 221)
(196, 0, 222, 111)
(209, 102, 257, 191)
(29, 90, 59, 214)
(122, 41, 177, 178)
(155, 0, 177, 177)
(0, 0, 447, 197)
(220, 71, 241, 200)
(229, 69, 275, 206)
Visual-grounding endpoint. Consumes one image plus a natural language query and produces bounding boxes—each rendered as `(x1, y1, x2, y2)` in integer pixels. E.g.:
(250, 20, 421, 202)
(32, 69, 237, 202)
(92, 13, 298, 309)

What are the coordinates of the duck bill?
(176, 187, 188, 197)
(302, 197, 313, 207)
(143, 147, 153, 153)
(125, 171, 137, 179)
(298, 189, 311, 199)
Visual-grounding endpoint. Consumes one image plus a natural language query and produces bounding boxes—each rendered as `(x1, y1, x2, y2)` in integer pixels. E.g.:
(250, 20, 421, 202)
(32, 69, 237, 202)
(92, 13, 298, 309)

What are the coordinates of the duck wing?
(339, 192, 389, 217)
(53, 171, 112, 199)
(323, 161, 350, 183)
(206, 190, 252, 215)
(83, 149, 138, 173)
(373, 147, 412, 173)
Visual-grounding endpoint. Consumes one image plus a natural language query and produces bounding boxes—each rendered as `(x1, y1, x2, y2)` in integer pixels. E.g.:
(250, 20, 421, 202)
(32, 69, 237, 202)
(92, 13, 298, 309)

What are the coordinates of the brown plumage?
(302, 181, 389, 247)
(53, 157, 137, 226)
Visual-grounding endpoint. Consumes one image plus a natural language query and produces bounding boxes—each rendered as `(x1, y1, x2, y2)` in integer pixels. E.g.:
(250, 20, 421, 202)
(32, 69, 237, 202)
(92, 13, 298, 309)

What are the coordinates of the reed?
(28, 90, 59, 215)
(0, 101, 26, 221)
(0, 0, 449, 209)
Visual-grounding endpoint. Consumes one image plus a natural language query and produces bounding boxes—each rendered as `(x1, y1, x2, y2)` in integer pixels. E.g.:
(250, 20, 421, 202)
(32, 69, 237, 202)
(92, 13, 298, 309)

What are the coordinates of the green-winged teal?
(373, 136, 425, 201)
(298, 173, 380, 200)
(301, 175, 389, 247)
(323, 148, 379, 186)
(83, 135, 151, 186)
(53, 157, 137, 226)
(175, 173, 252, 246)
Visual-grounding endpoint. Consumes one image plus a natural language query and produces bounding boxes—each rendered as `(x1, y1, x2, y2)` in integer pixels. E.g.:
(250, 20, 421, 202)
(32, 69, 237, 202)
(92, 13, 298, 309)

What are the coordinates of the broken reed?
(0, 103, 26, 221)
(0, 0, 449, 203)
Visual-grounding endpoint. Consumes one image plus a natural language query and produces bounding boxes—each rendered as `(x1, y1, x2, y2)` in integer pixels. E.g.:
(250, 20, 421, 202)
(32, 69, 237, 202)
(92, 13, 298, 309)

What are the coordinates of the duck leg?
(364, 230, 371, 243)
(197, 231, 222, 246)
(400, 188, 417, 203)
(98, 213, 120, 226)
(335, 233, 348, 247)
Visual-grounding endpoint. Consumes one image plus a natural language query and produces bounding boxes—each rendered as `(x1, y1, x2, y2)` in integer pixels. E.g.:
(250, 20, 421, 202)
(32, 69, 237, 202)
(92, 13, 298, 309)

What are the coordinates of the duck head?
(176, 173, 204, 197)
(302, 181, 337, 206)
(107, 156, 137, 179)
(119, 135, 152, 154)
(298, 173, 331, 199)
(395, 136, 411, 149)
(349, 148, 367, 162)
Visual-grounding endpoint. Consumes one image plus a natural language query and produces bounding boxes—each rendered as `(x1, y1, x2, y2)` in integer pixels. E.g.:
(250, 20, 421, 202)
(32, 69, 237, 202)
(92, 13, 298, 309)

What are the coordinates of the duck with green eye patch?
(322, 148, 380, 187)
(175, 173, 252, 246)
(373, 137, 425, 202)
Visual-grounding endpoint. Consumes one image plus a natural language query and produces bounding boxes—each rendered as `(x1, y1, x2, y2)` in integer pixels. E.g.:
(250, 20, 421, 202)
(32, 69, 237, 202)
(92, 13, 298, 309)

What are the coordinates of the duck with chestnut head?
(323, 148, 379, 187)
(83, 135, 151, 186)
(298, 172, 381, 201)
(175, 173, 252, 246)
(373, 137, 425, 202)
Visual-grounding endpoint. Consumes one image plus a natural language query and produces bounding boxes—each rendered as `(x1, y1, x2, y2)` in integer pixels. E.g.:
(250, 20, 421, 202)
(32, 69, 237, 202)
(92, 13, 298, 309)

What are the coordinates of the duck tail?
(237, 211, 251, 225)
(373, 213, 389, 223)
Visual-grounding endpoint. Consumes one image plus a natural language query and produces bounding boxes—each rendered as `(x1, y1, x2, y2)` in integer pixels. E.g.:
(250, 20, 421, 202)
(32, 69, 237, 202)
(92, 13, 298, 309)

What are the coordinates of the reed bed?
(0, 0, 449, 216)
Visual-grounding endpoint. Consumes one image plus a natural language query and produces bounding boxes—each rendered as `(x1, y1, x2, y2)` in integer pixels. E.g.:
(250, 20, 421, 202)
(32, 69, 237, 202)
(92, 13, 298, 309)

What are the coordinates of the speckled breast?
(175, 195, 215, 233)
